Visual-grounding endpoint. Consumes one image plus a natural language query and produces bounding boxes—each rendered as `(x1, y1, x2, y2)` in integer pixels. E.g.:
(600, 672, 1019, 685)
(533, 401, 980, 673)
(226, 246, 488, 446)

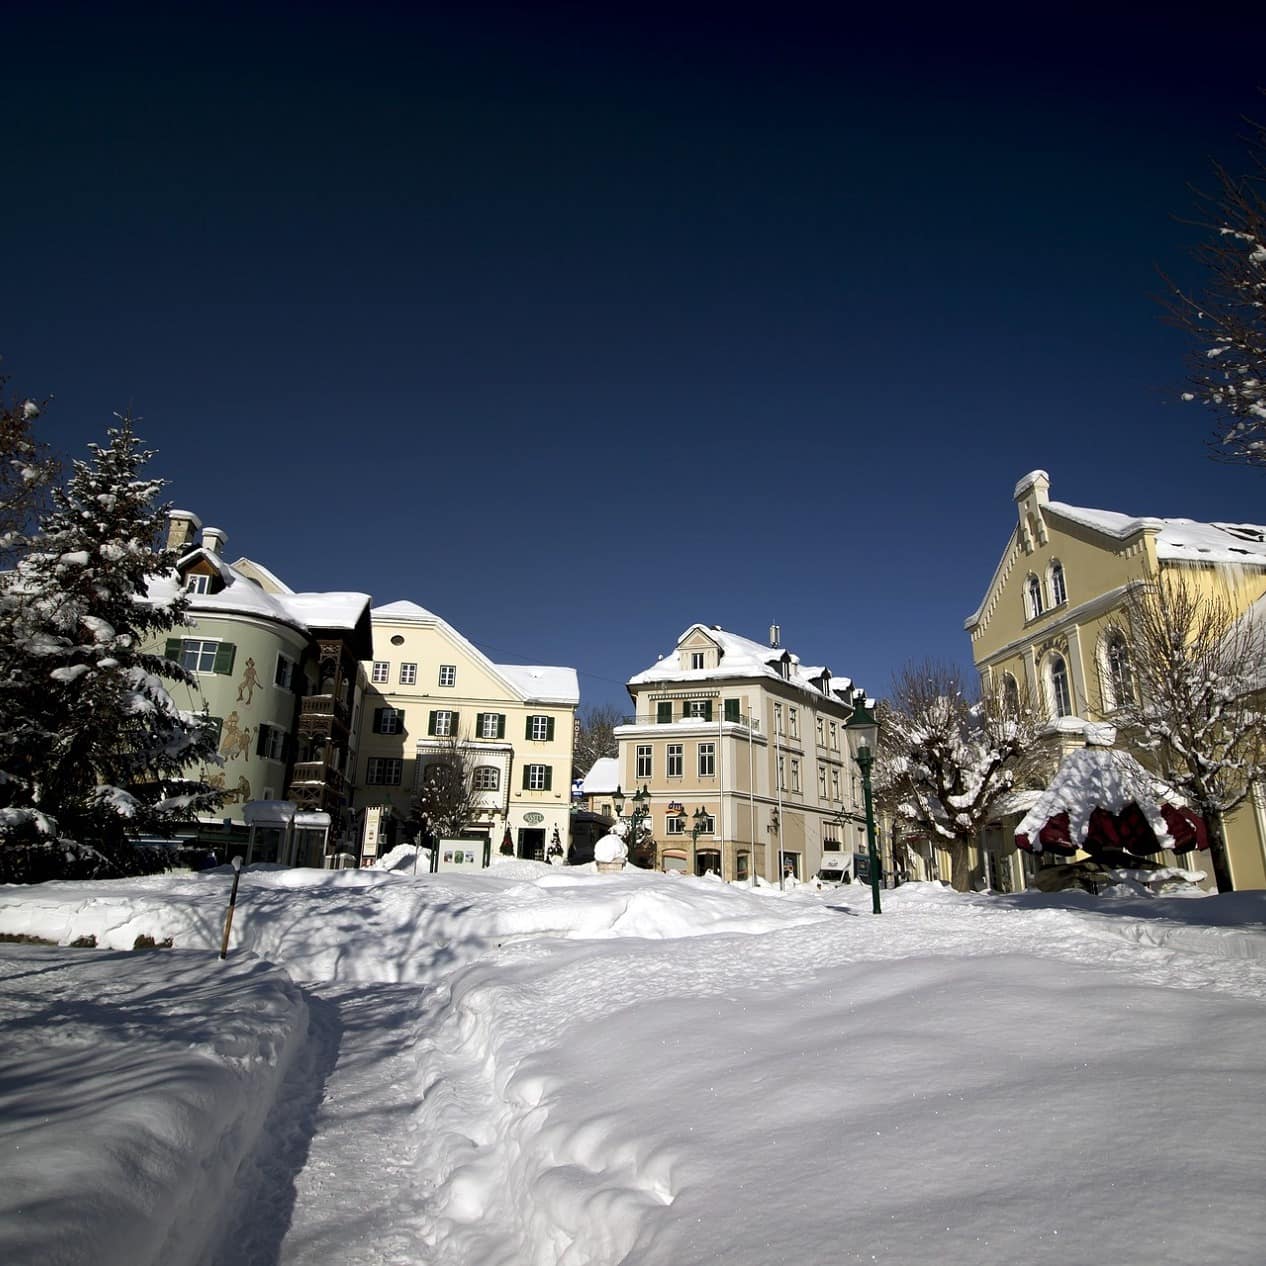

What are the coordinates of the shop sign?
(524, 811, 545, 824)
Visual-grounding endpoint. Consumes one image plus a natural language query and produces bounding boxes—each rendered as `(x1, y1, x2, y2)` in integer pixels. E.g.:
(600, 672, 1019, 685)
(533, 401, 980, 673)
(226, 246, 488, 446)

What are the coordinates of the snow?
(3, 868, 1266, 1266)
(579, 755, 619, 794)
(1046, 500, 1266, 566)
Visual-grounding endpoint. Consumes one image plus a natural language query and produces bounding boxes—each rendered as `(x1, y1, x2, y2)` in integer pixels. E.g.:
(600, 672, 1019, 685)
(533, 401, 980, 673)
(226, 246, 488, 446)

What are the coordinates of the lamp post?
(847, 699, 882, 915)
(613, 784, 651, 867)
(690, 806, 708, 876)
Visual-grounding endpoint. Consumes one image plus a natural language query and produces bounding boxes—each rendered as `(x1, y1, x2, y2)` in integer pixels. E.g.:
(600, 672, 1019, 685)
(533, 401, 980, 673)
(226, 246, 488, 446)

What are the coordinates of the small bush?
(0, 931, 55, 945)
(69, 934, 98, 948)
(132, 934, 173, 950)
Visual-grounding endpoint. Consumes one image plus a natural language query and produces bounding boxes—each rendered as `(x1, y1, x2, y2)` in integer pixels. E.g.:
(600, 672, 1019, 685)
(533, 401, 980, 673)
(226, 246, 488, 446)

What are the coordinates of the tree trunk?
(949, 840, 972, 893)
(1204, 810, 1235, 893)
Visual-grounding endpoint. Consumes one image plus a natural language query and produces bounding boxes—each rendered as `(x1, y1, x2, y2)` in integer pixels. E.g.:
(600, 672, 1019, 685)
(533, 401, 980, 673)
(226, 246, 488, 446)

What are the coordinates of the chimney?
(769, 623, 781, 649)
(202, 526, 228, 557)
(166, 510, 201, 554)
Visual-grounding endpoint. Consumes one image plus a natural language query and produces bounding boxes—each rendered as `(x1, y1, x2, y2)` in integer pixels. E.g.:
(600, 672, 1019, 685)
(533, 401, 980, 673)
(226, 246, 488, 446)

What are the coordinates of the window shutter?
(374, 707, 385, 733)
(256, 726, 267, 757)
(543, 766, 553, 790)
(724, 698, 740, 723)
(545, 716, 555, 741)
(525, 716, 534, 739)
(428, 711, 438, 736)
(476, 712, 487, 735)
(657, 701, 671, 724)
(522, 765, 531, 790)
(497, 713, 505, 739)
(165, 637, 182, 662)
(702, 701, 713, 722)
(213, 642, 236, 675)
(450, 711, 459, 733)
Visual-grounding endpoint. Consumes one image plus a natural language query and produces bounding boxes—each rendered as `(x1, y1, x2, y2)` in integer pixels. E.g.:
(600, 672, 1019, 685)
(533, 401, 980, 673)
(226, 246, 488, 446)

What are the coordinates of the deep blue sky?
(5, 2, 1265, 712)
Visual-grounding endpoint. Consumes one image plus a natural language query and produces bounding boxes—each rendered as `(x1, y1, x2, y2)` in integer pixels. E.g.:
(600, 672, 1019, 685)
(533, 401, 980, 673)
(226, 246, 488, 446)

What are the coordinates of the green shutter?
(525, 716, 534, 739)
(702, 701, 713, 722)
(256, 726, 267, 757)
(212, 642, 236, 675)
(165, 637, 182, 662)
(375, 707, 385, 733)
(657, 701, 672, 724)
(476, 712, 488, 736)
(428, 711, 438, 736)
(497, 713, 505, 739)
(724, 698, 740, 723)
(546, 716, 555, 741)
(543, 766, 553, 791)
(450, 711, 459, 734)
(522, 765, 531, 790)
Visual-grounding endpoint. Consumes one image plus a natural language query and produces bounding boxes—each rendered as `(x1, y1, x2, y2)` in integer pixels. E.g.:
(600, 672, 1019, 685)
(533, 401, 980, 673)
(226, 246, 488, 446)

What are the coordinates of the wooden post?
(219, 857, 243, 960)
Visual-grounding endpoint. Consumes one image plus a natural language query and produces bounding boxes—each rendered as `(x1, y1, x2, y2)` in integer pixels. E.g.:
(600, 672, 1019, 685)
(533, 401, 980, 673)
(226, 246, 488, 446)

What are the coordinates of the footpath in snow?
(3, 864, 1266, 1265)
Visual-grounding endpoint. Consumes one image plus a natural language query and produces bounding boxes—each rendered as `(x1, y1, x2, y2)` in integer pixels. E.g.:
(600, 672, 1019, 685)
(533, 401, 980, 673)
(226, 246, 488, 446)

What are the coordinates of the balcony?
(288, 761, 349, 803)
(298, 694, 350, 738)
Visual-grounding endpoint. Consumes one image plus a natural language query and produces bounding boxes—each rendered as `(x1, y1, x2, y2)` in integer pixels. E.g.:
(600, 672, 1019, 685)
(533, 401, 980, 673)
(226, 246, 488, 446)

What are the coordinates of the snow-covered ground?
(3, 861, 1266, 1265)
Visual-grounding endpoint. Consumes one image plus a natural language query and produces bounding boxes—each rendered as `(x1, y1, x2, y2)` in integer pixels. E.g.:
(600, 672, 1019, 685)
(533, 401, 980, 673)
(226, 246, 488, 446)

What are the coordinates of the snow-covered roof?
(229, 557, 294, 594)
(580, 757, 619, 795)
(1015, 748, 1187, 852)
(627, 624, 865, 706)
(372, 600, 579, 705)
(1046, 501, 1266, 566)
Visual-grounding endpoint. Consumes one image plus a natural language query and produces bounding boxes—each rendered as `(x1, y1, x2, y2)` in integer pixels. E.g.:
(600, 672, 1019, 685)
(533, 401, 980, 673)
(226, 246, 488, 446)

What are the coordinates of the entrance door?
(517, 828, 546, 861)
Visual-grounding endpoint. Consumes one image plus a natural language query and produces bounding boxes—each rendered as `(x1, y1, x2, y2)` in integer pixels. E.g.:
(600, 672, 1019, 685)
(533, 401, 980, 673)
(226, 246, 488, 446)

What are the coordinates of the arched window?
(1002, 672, 1020, 714)
(1101, 630, 1134, 710)
(1048, 560, 1067, 606)
(472, 766, 500, 791)
(1025, 574, 1044, 620)
(1046, 653, 1072, 718)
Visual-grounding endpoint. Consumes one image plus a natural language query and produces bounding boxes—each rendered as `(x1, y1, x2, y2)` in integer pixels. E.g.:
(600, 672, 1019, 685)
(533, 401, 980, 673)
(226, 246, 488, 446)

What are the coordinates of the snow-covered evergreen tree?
(1113, 575, 1266, 892)
(0, 372, 58, 565)
(875, 661, 1042, 892)
(0, 419, 222, 882)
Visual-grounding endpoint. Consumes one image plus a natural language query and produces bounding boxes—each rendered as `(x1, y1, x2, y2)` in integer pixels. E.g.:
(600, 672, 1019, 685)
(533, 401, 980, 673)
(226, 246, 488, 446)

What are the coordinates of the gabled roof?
(580, 757, 619, 795)
(628, 623, 866, 708)
(371, 600, 579, 705)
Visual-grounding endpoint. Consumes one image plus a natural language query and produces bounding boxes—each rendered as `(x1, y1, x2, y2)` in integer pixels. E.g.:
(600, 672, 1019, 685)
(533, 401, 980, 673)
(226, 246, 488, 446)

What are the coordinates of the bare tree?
(573, 702, 622, 779)
(409, 736, 480, 841)
(875, 660, 1042, 893)
(1164, 112, 1266, 465)
(1114, 575, 1266, 892)
(0, 372, 58, 564)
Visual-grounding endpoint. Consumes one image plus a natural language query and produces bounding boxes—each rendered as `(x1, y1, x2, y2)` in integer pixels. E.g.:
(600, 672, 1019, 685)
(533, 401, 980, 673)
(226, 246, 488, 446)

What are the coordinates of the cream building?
(616, 624, 872, 882)
(354, 601, 579, 860)
(965, 470, 1266, 890)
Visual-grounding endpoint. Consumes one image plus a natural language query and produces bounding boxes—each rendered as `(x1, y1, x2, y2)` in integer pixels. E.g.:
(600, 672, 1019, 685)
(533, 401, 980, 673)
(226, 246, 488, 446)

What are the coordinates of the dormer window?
(186, 574, 211, 595)
(690, 651, 705, 670)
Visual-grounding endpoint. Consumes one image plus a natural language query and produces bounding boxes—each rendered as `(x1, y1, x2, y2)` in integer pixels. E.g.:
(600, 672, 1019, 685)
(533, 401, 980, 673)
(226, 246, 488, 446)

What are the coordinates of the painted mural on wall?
(205, 770, 253, 804)
(236, 657, 261, 706)
(220, 711, 252, 760)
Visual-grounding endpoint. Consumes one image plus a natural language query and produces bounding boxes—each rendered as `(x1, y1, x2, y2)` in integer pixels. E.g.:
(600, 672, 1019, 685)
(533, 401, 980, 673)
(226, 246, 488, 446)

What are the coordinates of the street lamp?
(846, 699, 882, 914)
(613, 784, 652, 866)
(691, 806, 708, 876)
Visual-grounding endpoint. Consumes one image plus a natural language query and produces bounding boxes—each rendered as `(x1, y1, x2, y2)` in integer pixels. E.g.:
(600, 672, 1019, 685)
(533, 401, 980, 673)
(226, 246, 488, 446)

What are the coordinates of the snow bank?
(0, 946, 307, 1266)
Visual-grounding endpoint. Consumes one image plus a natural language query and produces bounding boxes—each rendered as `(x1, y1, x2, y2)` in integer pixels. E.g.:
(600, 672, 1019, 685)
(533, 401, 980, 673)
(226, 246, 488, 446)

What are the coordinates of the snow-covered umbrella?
(1015, 748, 1208, 858)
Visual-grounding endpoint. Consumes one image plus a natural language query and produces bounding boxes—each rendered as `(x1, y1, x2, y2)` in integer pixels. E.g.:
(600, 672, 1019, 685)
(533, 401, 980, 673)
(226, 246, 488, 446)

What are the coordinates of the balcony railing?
(620, 712, 760, 730)
(288, 761, 349, 800)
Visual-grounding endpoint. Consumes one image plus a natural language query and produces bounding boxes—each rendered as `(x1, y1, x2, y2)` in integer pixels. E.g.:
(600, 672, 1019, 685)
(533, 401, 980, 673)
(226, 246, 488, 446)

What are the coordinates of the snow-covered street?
(3, 862, 1266, 1265)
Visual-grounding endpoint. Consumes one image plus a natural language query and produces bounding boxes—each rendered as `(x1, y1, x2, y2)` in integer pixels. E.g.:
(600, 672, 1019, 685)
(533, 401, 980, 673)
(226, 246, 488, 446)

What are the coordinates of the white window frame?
(399, 662, 418, 685)
(371, 661, 389, 684)
(829, 721, 839, 750)
(434, 710, 456, 737)
(698, 742, 715, 777)
(818, 766, 828, 799)
(526, 763, 549, 791)
(479, 712, 502, 739)
(259, 724, 286, 762)
(1049, 559, 1067, 606)
(790, 757, 801, 793)
(185, 574, 211, 594)
(179, 639, 219, 673)
(377, 708, 403, 735)
(690, 651, 705, 670)
(438, 664, 457, 687)
(666, 815, 685, 835)
(774, 702, 783, 735)
(367, 757, 402, 785)
(789, 707, 799, 739)
(636, 745, 652, 779)
(473, 766, 500, 791)
(667, 743, 683, 777)
(274, 653, 296, 690)
(687, 699, 710, 720)
(529, 714, 551, 741)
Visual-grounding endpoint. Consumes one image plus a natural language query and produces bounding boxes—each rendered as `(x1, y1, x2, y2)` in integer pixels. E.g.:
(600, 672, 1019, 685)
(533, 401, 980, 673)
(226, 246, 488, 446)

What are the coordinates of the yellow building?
(354, 601, 578, 861)
(965, 471, 1266, 890)
(617, 623, 872, 882)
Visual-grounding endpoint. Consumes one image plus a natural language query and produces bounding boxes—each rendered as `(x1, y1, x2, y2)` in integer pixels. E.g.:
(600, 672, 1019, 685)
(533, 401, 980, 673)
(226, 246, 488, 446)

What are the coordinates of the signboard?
(436, 839, 489, 873)
(524, 811, 545, 825)
(853, 851, 872, 884)
(362, 806, 383, 858)
(666, 801, 684, 814)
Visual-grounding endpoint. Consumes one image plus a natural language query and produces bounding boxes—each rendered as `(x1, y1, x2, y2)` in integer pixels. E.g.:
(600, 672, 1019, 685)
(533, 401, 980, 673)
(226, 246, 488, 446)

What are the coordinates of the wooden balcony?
(298, 694, 350, 739)
(288, 761, 349, 803)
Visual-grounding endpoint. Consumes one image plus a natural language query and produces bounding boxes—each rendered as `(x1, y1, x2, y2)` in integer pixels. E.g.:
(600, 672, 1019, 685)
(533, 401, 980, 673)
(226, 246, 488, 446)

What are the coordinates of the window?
(366, 757, 402, 785)
(172, 638, 235, 675)
(371, 661, 389, 684)
(274, 654, 296, 690)
(666, 815, 685, 835)
(256, 724, 286, 762)
(1103, 631, 1134, 709)
(656, 700, 672, 724)
(473, 766, 500, 791)
(816, 716, 824, 746)
(789, 707, 799, 739)
(399, 662, 417, 685)
(695, 814, 716, 835)
(185, 573, 211, 594)
(477, 712, 505, 739)
(735, 851, 750, 881)
(790, 758, 801, 793)
(1002, 672, 1020, 714)
(1049, 560, 1067, 606)
(1026, 575, 1044, 620)
(832, 769, 841, 801)
(724, 698, 741, 723)
(778, 754, 786, 790)
(527, 715, 555, 741)
(636, 745, 652, 778)
(1047, 653, 1072, 718)
(687, 699, 712, 721)
(819, 766, 828, 798)
(524, 763, 552, 791)
(373, 707, 404, 734)
(829, 720, 839, 750)
(690, 651, 705, 669)
(667, 744, 683, 777)
(438, 664, 456, 687)
(429, 710, 458, 737)
(698, 743, 715, 777)
(774, 702, 783, 734)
